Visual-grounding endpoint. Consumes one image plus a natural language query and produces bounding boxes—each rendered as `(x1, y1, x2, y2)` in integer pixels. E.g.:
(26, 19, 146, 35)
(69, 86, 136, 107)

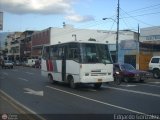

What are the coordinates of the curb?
(0, 90, 46, 120)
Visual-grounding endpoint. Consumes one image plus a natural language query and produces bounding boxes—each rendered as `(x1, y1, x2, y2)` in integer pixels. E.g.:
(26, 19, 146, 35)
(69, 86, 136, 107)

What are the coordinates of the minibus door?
(60, 46, 66, 81)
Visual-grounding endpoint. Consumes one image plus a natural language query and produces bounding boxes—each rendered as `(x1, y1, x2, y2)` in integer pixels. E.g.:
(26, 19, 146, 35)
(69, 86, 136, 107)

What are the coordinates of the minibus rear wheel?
(48, 74, 55, 84)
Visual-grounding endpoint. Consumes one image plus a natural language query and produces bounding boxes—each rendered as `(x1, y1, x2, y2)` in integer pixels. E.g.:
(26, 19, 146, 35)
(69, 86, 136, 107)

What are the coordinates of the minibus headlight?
(115, 71, 120, 74)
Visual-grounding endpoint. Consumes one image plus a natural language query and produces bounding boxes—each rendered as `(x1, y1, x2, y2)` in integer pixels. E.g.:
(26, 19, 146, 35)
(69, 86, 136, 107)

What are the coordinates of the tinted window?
(58, 46, 65, 59)
(120, 64, 135, 71)
(67, 43, 80, 62)
(151, 58, 160, 63)
(42, 46, 50, 60)
(50, 45, 58, 60)
(114, 65, 120, 71)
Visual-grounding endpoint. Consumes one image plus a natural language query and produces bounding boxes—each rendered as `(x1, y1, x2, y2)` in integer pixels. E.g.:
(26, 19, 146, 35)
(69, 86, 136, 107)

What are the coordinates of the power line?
(102, 20, 116, 41)
(127, 3, 160, 13)
(121, 16, 131, 29)
(120, 7, 154, 27)
(119, 3, 160, 28)
(121, 11, 160, 19)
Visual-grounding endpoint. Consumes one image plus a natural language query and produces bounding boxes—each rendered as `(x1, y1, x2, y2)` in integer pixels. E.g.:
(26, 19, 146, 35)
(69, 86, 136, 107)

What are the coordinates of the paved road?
(0, 66, 160, 120)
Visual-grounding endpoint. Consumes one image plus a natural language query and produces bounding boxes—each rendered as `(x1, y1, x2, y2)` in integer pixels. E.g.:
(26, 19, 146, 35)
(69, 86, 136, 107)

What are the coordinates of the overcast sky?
(0, 0, 160, 32)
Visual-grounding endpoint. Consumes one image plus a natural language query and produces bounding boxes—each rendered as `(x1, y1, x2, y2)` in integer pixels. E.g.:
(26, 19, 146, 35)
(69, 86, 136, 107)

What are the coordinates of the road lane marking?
(119, 83, 160, 88)
(2, 72, 8, 76)
(148, 82, 160, 84)
(87, 89, 97, 92)
(118, 83, 160, 88)
(12, 69, 18, 72)
(0, 77, 5, 80)
(46, 85, 159, 119)
(141, 83, 160, 88)
(0, 90, 45, 120)
(46, 86, 147, 115)
(18, 77, 28, 82)
(25, 72, 34, 75)
(24, 88, 43, 96)
(103, 86, 160, 98)
(119, 84, 137, 87)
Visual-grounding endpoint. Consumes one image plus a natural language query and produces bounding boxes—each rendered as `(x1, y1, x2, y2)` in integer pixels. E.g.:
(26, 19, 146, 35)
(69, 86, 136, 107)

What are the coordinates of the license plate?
(97, 79, 102, 82)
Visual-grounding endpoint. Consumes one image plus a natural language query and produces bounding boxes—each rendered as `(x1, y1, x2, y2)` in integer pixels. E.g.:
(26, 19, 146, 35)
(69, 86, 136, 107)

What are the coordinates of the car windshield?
(80, 43, 112, 64)
(5, 60, 12, 63)
(120, 64, 135, 71)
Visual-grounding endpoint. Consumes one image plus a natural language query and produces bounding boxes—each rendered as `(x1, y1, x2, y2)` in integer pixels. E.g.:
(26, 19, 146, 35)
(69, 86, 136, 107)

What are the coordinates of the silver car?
(2, 60, 14, 69)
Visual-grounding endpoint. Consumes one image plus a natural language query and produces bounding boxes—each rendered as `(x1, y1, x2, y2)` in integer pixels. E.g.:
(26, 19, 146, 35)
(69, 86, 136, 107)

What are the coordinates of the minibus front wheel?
(68, 76, 77, 89)
(94, 83, 102, 89)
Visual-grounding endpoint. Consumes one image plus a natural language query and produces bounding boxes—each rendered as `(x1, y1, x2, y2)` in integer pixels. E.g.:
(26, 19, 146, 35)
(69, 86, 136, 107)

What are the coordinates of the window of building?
(146, 35, 160, 40)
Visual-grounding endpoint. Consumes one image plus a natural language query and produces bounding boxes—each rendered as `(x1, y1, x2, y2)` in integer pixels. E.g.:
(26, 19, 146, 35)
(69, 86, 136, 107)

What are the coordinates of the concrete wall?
(50, 27, 115, 45)
(31, 25, 139, 58)
(50, 26, 138, 45)
(140, 26, 160, 42)
(118, 40, 142, 69)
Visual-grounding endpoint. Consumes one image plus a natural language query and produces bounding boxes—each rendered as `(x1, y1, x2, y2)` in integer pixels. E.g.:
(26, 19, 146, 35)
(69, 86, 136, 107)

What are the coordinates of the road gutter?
(0, 90, 45, 120)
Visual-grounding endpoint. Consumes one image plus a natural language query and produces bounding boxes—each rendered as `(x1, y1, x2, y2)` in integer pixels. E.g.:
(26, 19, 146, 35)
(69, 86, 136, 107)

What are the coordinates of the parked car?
(21, 61, 27, 66)
(14, 61, 22, 66)
(2, 60, 14, 69)
(149, 56, 160, 79)
(113, 63, 152, 83)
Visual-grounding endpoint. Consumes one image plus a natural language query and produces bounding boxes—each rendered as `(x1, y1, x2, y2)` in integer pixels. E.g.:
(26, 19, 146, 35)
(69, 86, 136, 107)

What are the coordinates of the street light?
(102, 18, 116, 22)
(102, 17, 119, 63)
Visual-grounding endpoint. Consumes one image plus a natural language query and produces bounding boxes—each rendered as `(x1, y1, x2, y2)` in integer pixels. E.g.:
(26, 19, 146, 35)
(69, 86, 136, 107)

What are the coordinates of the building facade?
(5, 32, 22, 61)
(31, 25, 139, 63)
(139, 26, 160, 70)
(20, 30, 35, 61)
(4, 31, 35, 61)
(0, 32, 11, 56)
(3, 25, 144, 65)
(31, 28, 50, 57)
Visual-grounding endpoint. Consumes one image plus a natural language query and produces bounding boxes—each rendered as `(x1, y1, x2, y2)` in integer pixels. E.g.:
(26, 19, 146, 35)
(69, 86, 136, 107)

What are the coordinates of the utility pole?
(138, 24, 140, 42)
(138, 24, 140, 69)
(102, 0, 119, 63)
(116, 0, 120, 63)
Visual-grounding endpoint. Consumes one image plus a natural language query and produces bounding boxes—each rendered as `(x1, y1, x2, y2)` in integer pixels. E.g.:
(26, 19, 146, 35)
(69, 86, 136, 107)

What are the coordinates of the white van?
(149, 56, 160, 79)
(25, 59, 37, 67)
